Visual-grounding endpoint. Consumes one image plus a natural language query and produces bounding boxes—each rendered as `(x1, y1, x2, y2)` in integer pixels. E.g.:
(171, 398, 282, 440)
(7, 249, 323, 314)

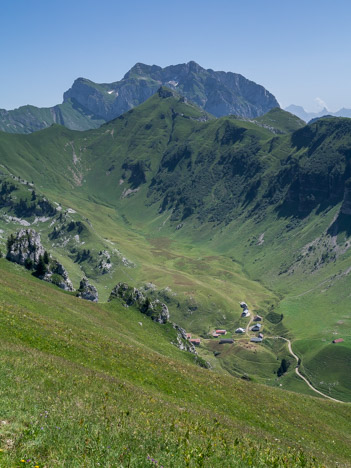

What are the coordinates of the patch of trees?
(0, 180, 56, 218)
(122, 160, 147, 189)
(33, 255, 48, 277)
(49, 226, 60, 240)
(13, 197, 56, 218)
(22, 250, 50, 276)
(277, 358, 290, 377)
(0, 181, 16, 196)
(50, 220, 86, 240)
(24, 258, 34, 270)
(67, 221, 85, 234)
(0, 182, 17, 208)
(6, 234, 15, 251)
(75, 248, 91, 263)
(266, 311, 283, 324)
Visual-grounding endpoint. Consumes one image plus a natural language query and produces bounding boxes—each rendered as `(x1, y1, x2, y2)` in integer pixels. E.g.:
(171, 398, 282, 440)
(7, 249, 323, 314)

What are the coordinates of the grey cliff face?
(6, 229, 74, 291)
(77, 277, 99, 302)
(6, 228, 45, 265)
(64, 62, 279, 122)
(63, 78, 158, 122)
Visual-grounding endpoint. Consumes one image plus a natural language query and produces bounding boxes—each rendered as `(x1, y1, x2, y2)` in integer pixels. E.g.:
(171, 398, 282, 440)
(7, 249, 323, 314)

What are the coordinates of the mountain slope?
(0, 61, 279, 133)
(254, 107, 306, 133)
(0, 98, 106, 134)
(0, 259, 350, 467)
(0, 93, 351, 402)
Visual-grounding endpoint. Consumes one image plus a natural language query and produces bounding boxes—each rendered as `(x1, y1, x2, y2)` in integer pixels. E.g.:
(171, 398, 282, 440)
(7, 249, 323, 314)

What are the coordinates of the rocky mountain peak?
(0, 62, 280, 134)
(186, 60, 202, 73)
(123, 62, 163, 80)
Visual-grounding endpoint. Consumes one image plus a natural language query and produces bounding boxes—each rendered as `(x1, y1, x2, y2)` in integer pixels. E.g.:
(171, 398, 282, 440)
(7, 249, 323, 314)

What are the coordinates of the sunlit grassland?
(0, 259, 351, 467)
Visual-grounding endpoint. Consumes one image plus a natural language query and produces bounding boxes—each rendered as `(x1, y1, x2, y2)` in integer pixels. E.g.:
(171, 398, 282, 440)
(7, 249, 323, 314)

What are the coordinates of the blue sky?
(1, 0, 350, 111)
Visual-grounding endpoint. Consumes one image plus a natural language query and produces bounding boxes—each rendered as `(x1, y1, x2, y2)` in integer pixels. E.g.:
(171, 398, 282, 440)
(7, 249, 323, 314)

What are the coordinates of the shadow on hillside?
(327, 212, 351, 238)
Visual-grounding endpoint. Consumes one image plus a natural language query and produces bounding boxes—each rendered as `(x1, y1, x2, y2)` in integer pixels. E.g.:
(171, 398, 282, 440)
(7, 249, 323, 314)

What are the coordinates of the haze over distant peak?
(285, 104, 351, 122)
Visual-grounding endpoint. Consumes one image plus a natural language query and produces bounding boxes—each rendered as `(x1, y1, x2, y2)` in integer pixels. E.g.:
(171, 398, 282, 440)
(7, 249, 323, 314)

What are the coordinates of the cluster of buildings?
(186, 333, 201, 347)
(240, 301, 250, 318)
(250, 315, 264, 342)
(185, 301, 265, 348)
(236, 302, 264, 343)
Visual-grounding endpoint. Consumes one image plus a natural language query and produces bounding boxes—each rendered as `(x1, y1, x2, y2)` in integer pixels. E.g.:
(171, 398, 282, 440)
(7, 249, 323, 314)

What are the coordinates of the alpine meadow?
(0, 58, 351, 468)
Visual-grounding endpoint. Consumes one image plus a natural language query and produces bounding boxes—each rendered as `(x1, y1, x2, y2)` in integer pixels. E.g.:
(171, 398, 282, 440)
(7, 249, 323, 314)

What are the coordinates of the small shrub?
(51, 273, 63, 286)
(24, 258, 34, 270)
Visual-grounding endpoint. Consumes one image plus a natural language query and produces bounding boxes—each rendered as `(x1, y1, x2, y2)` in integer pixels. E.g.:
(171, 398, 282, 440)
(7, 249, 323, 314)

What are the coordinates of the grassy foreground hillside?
(0, 259, 351, 467)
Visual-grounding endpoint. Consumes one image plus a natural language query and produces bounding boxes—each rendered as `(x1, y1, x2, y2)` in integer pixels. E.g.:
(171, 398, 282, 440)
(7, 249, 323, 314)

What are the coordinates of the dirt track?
(274, 336, 345, 404)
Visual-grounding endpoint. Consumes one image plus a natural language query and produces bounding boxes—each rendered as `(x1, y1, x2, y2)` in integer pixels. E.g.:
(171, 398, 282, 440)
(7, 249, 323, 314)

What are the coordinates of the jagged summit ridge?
(0, 61, 279, 133)
(72, 60, 279, 119)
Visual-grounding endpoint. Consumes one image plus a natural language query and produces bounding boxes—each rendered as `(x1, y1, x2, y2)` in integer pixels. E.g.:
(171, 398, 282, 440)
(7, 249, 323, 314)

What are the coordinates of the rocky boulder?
(76, 277, 98, 302)
(109, 282, 145, 306)
(141, 299, 170, 324)
(109, 282, 169, 323)
(6, 228, 45, 266)
(6, 228, 74, 291)
(44, 260, 74, 291)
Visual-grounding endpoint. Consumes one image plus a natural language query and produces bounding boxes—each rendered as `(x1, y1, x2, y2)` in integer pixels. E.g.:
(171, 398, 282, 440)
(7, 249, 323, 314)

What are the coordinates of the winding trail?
(273, 337, 345, 403)
(245, 311, 254, 334)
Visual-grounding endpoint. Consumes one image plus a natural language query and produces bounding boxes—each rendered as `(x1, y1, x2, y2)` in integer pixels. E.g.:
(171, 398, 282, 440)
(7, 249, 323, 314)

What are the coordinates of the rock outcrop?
(98, 250, 112, 274)
(109, 282, 145, 305)
(76, 277, 99, 302)
(6, 228, 74, 291)
(6, 228, 44, 266)
(172, 324, 196, 353)
(143, 299, 170, 324)
(44, 260, 74, 291)
(108, 282, 169, 324)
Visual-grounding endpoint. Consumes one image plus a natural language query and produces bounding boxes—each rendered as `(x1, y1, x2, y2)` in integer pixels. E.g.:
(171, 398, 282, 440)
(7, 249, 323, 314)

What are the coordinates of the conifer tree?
(35, 255, 47, 277)
(43, 250, 50, 264)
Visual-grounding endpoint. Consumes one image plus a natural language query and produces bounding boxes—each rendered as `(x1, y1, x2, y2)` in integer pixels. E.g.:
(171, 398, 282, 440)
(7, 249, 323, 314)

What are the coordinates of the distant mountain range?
(0, 61, 279, 134)
(285, 104, 351, 122)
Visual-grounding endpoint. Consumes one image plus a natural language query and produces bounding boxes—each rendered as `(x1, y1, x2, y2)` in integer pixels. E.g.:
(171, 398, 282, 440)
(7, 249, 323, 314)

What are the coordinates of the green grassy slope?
(1, 95, 351, 401)
(0, 99, 105, 134)
(255, 107, 306, 133)
(0, 259, 351, 467)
